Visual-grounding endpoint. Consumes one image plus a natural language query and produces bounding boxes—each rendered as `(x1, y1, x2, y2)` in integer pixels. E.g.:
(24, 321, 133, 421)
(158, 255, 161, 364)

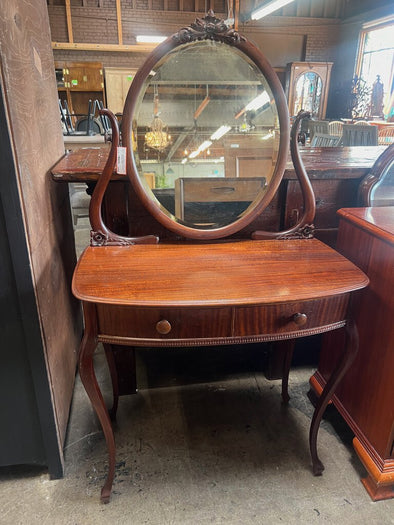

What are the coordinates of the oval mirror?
(122, 13, 290, 239)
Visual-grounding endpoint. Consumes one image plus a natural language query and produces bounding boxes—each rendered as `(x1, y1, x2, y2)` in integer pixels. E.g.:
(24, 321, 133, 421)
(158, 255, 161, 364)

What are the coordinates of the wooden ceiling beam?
(51, 42, 157, 52)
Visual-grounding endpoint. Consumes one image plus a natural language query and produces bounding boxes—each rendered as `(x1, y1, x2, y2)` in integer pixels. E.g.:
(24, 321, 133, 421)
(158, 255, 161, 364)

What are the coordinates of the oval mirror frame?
(122, 12, 290, 240)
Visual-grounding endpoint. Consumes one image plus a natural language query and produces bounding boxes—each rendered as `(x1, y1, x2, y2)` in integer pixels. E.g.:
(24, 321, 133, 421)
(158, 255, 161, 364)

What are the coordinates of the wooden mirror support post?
(72, 12, 369, 503)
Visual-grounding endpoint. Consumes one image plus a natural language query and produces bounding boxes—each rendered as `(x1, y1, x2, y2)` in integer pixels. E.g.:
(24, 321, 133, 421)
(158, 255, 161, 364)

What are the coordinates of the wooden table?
(52, 145, 388, 245)
(73, 238, 368, 502)
(310, 207, 394, 501)
(52, 145, 387, 182)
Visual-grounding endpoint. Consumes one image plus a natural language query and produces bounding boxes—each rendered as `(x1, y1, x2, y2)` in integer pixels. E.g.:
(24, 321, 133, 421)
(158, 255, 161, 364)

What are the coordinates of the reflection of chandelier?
(144, 88, 171, 152)
(145, 115, 171, 151)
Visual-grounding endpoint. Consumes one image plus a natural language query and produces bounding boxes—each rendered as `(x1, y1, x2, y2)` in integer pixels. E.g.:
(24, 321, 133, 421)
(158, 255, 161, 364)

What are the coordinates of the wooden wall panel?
(0, 0, 82, 467)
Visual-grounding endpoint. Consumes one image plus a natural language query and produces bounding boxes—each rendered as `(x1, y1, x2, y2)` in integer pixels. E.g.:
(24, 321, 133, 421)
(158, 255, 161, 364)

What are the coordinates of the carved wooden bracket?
(252, 111, 316, 240)
(89, 109, 158, 246)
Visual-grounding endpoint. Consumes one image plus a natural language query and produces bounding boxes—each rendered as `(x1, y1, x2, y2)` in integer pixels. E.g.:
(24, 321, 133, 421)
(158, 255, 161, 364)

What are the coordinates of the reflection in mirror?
(294, 72, 322, 118)
(370, 158, 394, 206)
(132, 40, 280, 229)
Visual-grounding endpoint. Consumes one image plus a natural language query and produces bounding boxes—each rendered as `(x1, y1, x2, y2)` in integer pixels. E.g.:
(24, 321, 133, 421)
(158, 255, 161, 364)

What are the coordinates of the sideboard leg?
(309, 320, 358, 476)
(79, 303, 116, 503)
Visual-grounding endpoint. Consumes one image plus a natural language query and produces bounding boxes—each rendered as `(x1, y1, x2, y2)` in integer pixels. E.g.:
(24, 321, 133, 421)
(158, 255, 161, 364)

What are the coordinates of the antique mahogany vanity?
(72, 13, 368, 502)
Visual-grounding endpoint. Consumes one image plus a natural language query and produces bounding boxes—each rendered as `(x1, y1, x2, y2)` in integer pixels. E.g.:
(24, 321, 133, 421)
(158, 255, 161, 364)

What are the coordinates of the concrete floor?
(1, 221, 392, 524)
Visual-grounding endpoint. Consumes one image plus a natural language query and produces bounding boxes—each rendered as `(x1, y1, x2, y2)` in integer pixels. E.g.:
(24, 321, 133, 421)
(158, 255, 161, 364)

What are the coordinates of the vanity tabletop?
(72, 239, 368, 307)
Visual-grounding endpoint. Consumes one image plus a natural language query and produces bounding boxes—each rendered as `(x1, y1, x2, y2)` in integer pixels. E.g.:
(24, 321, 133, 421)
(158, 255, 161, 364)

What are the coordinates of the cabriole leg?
(309, 321, 358, 475)
(78, 302, 116, 503)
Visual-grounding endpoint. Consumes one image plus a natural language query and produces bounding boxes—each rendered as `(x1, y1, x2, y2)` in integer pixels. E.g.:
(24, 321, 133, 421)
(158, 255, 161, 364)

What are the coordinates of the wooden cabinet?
(284, 177, 360, 247)
(56, 61, 105, 117)
(104, 67, 136, 115)
(310, 207, 394, 501)
(285, 62, 333, 119)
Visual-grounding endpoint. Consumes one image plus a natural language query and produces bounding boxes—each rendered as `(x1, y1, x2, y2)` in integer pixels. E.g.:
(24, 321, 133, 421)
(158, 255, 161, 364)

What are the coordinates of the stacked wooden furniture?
(55, 61, 105, 118)
(69, 13, 368, 503)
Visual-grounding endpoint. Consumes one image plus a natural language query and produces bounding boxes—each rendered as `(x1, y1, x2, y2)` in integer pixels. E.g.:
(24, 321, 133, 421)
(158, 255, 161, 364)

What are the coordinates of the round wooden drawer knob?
(156, 319, 172, 335)
(293, 313, 308, 326)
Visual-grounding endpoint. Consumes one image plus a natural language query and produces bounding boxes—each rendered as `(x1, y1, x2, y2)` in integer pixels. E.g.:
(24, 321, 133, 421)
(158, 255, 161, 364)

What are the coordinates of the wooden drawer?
(233, 295, 349, 337)
(96, 305, 232, 340)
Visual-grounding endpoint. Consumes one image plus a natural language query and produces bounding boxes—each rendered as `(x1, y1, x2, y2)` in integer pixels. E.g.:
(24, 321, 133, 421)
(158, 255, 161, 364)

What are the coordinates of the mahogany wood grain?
(52, 145, 389, 244)
(51, 146, 389, 183)
(310, 207, 394, 501)
(73, 240, 368, 306)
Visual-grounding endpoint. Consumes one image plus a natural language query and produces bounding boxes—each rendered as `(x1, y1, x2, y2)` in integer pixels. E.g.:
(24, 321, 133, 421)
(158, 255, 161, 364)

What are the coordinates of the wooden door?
(105, 67, 136, 114)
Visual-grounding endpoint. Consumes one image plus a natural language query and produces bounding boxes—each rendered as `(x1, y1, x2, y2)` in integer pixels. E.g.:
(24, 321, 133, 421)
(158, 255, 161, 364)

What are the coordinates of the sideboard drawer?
(233, 295, 349, 337)
(96, 304, 232, 340)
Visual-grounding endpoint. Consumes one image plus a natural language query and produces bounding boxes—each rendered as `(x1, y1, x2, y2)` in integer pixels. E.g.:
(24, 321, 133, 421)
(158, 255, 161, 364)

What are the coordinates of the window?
(356, 19, 394, 119)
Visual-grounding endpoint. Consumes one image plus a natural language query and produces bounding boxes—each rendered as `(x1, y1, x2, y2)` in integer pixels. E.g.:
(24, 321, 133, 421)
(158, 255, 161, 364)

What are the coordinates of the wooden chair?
(342, 124, 378, 146)
(378, 126, 394, 145)
(328, 120, 343, 137)
(354, 120, 371, 125)
(311, 133, 341, 147)
(308, 120, 329, 142)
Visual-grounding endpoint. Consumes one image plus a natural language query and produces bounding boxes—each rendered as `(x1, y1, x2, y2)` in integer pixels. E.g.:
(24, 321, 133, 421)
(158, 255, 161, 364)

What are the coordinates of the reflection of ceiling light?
(251, 0, 295, 20)
(189, 139, 212, 159)
(181, 158, 187, 164)
(245, 91, 270, 111)
(136, 35, 166, 43)
(199, 140, 212, 152)
(210, 125, 231, 140)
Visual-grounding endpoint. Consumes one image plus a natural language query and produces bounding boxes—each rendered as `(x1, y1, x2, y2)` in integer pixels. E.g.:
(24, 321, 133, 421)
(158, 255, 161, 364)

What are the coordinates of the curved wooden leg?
(79, 303, 115, 503)
(103, 344, 119, 421)
(309, 320, 358, 476)
(281, 339, 295, 404)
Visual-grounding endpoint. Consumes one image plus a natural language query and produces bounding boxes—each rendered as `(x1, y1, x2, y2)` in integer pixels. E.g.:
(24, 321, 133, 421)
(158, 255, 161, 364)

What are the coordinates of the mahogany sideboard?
(310, 206, 394, 501)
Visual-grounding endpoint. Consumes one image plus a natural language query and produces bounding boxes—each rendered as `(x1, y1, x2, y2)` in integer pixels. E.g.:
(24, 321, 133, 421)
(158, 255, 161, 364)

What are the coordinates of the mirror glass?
(294, 72, 322, 118)
(370, 158, 394, 206)
(132, 40, 281, 229)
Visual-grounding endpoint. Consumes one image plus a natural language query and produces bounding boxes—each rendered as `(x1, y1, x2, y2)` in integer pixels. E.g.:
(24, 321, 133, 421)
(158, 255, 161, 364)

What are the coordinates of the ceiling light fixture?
(189, 139, 212, 159)
(251, 0, 295, 20)
(244, 91, 271, 111)
(210, 125, 231, 141)
(235, 91, 271, 119)
(136, 35, 167, 44)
